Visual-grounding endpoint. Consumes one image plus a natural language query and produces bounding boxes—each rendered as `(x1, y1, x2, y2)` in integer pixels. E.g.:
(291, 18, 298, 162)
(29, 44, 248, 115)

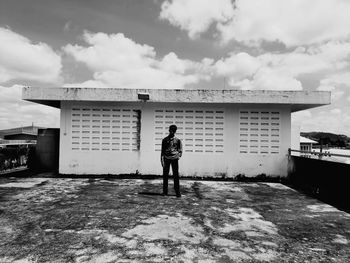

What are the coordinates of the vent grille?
(154, 109, 225, 153)
(70, 107, 140, 151)
(239, 110, 280, 154)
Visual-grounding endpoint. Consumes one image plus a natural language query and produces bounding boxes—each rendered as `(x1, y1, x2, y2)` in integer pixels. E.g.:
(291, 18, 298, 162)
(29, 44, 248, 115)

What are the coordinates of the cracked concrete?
(0, 177, 349, 262)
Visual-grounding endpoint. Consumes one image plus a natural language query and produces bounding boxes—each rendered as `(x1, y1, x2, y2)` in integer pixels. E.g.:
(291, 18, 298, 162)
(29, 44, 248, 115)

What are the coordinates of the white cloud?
(63, 80, 108, 89)
(0, 27, 62, 84)
(214, 51, 304, 90)
(214, 42, 350, 90)
(0, 85, 59, 129)
(292, 108, 350, 135)
(215, 52, 260, 80)
(292, 110, 312, 132)
(319, 72, 350, 87)
(159, 0, 234, 39)
(294, 110, 313, 119)
(160, 0, 350, 47)
(218, 0, 350, 46)
(63, 31, 350, 92)
(64, 32, 155, 72)
(317, 72, 350, 101)
(245, 67, 303, 90)
(63, 32, 213, 89)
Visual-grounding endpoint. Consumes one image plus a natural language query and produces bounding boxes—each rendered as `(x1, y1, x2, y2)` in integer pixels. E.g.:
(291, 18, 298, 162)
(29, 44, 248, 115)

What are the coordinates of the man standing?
(161, 124, 182, 197)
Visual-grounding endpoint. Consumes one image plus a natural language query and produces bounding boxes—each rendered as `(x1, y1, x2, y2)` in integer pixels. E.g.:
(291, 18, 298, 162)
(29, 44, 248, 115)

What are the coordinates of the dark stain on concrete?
(0, 177, 349, 262)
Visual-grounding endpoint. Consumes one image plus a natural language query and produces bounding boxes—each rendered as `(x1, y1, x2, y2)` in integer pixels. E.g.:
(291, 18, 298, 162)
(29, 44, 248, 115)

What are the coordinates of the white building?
(300, 136, 318, 152)
(23, 87, 330, 178)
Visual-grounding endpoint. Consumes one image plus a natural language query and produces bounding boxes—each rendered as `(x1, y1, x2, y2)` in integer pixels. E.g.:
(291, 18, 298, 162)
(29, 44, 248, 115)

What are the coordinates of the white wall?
(291, 125, 300, 156)
(59, 101, 141, 175)
(59, 101, 291, 177)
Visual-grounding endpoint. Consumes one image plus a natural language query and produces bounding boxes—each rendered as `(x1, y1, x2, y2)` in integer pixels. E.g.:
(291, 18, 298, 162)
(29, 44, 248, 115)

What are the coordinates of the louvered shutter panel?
(154, 109, 225, 153)
(71, 106, 140, 152)
(239, 110, 280, 154)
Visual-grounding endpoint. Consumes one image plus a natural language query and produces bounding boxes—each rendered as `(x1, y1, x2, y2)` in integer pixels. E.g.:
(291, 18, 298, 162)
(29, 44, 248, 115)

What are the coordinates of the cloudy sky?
(1, 0, 350, 135)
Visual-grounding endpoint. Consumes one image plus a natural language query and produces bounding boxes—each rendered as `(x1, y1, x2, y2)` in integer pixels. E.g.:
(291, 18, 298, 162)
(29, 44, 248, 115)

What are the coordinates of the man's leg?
(163, 159, 170, 195)
(172, 160, 181, 197)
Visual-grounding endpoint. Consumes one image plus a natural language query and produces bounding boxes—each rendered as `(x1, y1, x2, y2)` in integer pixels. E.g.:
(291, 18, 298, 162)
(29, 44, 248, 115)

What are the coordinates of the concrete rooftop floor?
(0, 176, 349, 263)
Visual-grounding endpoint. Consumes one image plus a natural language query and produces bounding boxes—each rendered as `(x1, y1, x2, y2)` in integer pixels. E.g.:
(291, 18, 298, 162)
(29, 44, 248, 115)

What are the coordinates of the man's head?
(169, 125, 177, 136)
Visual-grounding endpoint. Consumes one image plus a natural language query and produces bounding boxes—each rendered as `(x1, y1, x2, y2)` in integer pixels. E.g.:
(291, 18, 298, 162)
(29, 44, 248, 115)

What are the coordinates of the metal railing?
(0, 140, 36, 146)
(288, 148, 350, 159)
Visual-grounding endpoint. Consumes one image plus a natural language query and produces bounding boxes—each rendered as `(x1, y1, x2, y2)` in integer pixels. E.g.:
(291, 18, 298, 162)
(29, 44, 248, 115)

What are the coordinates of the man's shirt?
(161, 136, 182, 160)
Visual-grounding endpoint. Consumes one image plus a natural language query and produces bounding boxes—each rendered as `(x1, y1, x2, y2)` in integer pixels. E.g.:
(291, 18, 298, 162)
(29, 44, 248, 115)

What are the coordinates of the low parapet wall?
(288, 156, 350, 210)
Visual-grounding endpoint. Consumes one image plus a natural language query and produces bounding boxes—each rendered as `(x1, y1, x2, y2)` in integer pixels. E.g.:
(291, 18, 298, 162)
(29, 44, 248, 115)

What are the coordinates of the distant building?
(300, 136, 318, 153)
(23, 87, 330, 177)
(0, 125, 42, 148)
(0, 125, 42, 141)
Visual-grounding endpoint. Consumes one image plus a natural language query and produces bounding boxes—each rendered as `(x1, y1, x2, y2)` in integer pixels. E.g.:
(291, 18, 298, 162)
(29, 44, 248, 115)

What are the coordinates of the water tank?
(36, 128, 59, 171)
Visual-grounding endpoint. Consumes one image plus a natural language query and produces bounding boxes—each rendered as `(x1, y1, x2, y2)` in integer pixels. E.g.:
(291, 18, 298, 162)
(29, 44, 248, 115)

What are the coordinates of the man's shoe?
(176, 194, 181, 198)
(162, 193, 168, 196)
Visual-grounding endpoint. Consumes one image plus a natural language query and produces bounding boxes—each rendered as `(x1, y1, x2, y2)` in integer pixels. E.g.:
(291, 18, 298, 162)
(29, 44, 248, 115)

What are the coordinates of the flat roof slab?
(0, 177, 349, 262)
(22, 87, 331, 112)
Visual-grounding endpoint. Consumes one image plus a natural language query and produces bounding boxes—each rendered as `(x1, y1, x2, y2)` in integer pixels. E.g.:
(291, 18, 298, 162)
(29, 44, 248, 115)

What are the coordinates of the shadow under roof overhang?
(22, 87, 331, 112)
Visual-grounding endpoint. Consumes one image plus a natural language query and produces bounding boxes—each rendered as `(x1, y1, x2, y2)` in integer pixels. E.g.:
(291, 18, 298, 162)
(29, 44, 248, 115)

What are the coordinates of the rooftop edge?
(22, 87, 331, 112)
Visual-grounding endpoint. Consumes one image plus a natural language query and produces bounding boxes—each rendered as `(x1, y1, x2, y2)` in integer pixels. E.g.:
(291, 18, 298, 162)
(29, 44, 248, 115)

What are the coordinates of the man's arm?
(178, 139, 183, 158)
(161, 139, 165, 167)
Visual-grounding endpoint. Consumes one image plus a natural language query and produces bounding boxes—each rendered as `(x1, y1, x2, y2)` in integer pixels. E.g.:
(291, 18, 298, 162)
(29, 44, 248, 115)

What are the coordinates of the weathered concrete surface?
(23, 87, 330, 112)
(0, 177, 349, 263)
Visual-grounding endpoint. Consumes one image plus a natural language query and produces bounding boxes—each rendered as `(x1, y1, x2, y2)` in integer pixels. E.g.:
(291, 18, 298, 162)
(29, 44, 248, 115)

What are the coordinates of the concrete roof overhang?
(3, 131, 37, 136)
(300, 136, 318, 144)
(22, 87, 331, 113)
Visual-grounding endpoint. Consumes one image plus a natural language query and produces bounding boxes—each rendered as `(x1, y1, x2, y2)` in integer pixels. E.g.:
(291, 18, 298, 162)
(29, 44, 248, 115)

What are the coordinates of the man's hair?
(169, 124, 177, 132)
